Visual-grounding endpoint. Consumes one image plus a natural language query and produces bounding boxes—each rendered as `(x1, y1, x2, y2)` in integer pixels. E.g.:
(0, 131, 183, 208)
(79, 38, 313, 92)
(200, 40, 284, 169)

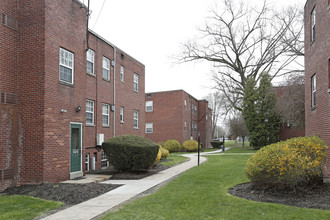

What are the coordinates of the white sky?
(87, 0, 305, 100)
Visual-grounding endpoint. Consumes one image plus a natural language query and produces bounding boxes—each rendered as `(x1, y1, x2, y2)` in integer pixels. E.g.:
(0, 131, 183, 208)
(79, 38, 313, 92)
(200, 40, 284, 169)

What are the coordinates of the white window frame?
(146, 101, 153, 112)
(134, 73, 139, 92)
(85, 154, 89, 172)
(86, 99, 94, 125)
(120, 106, 124, 123)
(311, 7, 316, 42)
(194, 105, 197, 114)
(133, 110, 139, 129)
(312, 74, 316, 108)
(101, 152, 108, 168)
(86, 49, 95, 75)
(184, 99, 187, 111)
(145, 123, 153, 133)
(184, 121, 187, 132)
(102, 56, 110, 81)
(102, 103, 110, 126)
(120, 65, 124, 82)
(59, 48, 74, 84)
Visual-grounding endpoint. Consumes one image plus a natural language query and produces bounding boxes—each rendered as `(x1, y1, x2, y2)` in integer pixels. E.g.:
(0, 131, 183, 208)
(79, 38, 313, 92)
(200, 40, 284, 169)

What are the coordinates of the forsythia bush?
(153, 146, 162, 166)
(163, 140, 181, 152)
(182, 140, 199, 152)
(245, 136, 328, 189)
(160, 145, 169, 159)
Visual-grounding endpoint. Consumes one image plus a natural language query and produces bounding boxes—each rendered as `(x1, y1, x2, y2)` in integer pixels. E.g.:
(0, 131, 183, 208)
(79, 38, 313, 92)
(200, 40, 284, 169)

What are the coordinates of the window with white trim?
(146, 101, 153, 112)
(86, 100, 94, 125)
(311, 7, 316, 42)
(102, 56, 110, 81)
(194, 105, 197, 114)
(59, 48, 74, 84)
(312, 74, 316, 108)
(86, 49, 95, 75)
(133, 110, 139, 129)
(184, 121, 187, 132)
(102, 103, 110, 126)
(101, 152, 108, 168)
(145, 123, 153, 133)
(120, 65, 124, 82)
(120, 106, 124, 123)
(134, 73, 139, 92)
(184, 99, 187, 111)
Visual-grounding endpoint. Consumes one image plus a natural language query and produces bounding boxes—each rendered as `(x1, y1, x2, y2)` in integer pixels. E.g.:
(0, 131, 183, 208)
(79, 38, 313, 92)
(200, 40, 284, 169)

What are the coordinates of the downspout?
(113, 48, 116, 137)
(86, 0, 90, 49)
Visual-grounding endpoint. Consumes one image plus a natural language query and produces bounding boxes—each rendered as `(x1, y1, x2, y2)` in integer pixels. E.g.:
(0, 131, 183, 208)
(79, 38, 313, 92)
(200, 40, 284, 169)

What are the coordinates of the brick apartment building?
(145, 90, 212, 148)
(0, 0, 145, 192)
(304, 0, 330, 182)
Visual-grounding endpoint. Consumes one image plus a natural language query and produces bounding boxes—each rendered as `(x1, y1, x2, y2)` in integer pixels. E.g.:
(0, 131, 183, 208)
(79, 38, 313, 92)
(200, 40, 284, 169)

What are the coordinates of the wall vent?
(0, 92, 17, 105)
(2, 13, 18, 31)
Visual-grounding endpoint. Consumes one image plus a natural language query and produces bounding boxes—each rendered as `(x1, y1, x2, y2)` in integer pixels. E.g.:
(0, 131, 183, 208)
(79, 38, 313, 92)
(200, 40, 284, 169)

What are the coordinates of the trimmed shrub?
(153, 146, 162, 166)
(182, 140, 199, 152)
(210, 141, 223, 148)
(245, 136, 328, 189)
(102, 135, 159, 171)
(160, 145, 169, 159)
(163, 140, 181, 152)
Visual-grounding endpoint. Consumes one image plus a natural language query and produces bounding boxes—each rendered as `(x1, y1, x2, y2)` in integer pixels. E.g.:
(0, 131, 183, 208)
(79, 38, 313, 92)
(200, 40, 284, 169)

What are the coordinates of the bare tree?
(204, 91, 225, 138)
(179, 0, 304, 112)
(227, 113, 249, 146)
(277, 74, 305, 128)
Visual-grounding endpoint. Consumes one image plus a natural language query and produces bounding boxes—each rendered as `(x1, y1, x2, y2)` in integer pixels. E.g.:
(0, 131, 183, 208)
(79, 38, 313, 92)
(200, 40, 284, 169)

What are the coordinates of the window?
(195, 123, 197, 131)
(86, 49, 94, 75)
(145, 123, 153, 133)
(311, 7, 316, 42)
(59, 48, 74, 84)
(86, 100, 94, 125)
(101, 152, 108, 168)
(312, 74, 316, 108)
(134, 73, 139, 92)
(184, 121, 187, 132)
(184, 99, 187, 111)
(102, 57, 110, 81)
(102, 103, 110, 126)
(120, 107, 124, 123)
(133, 110, 139, 129)
(120, 65, 124, 82)
(194, 105, 197, 114)
(85, 154, 89, 172)
(146, 101, 153, 112)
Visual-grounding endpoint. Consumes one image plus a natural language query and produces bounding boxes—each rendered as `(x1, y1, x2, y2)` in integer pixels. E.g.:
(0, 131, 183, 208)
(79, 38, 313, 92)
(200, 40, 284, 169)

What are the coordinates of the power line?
(92, 0, 106, 29)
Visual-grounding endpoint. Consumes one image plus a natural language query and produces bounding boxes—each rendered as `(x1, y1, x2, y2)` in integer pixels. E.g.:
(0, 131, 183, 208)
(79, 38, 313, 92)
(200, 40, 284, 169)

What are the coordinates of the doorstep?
(61, 174, 112, 184)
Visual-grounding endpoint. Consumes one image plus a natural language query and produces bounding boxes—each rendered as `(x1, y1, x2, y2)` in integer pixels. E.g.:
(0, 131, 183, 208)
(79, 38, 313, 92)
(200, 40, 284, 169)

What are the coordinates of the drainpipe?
(113, 48, 116, 137)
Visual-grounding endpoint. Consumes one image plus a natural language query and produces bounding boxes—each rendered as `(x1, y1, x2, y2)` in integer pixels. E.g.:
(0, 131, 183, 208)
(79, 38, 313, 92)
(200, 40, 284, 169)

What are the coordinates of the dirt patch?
(229, 182, 330, 210)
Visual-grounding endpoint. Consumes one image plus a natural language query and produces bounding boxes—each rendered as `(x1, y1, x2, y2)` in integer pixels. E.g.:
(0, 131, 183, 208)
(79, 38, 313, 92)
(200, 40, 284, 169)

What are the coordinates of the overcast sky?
(87, 0, 305, 100)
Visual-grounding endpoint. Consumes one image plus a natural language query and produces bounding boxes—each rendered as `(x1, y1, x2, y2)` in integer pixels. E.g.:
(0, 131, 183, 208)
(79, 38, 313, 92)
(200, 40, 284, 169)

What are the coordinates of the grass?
(102, 154, 330, 220)
(160, 154, 189, 167)
(0, 195, 63, 220)
(224, 140, 257, 154)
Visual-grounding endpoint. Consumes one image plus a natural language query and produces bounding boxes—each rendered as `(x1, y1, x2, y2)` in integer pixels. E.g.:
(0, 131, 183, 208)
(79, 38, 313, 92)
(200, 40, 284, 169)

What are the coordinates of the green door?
(70, 124, 81, 172)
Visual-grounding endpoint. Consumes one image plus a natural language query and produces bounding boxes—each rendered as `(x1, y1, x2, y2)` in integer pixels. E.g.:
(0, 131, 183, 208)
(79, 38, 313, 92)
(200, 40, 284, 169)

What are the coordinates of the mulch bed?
(229, 182, 330, 210)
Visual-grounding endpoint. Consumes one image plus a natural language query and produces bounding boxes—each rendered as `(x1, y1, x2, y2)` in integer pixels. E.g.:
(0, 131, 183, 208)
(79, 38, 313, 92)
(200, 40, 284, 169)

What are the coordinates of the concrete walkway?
(42, 150, 222, 220)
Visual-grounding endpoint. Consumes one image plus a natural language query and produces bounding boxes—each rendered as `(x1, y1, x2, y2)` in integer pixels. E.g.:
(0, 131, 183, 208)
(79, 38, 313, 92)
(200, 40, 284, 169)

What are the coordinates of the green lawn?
(160, 154, 189, 167)
(102, 154, 330, 220)
(0, 195, 63, 220)
(224, 140, 257, 154)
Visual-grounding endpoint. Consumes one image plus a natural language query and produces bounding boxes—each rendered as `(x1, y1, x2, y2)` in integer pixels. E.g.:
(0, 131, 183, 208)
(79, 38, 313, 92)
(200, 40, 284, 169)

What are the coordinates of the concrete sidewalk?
(42, 150, 222, 220)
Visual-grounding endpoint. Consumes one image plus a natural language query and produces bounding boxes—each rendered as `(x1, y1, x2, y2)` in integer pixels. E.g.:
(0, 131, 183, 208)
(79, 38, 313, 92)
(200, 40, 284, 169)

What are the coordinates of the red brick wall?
(145, 90, 212, 148)
(198, 100, 212, 148)
(304, 0, 330, 180)
(0, 0, 20, 192)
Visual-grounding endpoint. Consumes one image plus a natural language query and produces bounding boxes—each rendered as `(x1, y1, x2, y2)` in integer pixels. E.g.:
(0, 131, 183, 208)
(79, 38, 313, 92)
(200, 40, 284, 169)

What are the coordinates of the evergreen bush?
(102, 135, 159, 171)
(245, 136, 328, 189)
(210, 141, 223, 148)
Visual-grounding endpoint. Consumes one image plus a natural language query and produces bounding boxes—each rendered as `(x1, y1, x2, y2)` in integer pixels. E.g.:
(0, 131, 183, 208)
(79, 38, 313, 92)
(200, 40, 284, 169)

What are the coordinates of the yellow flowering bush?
(160, 145, 169, 159)
(163, 140, 181, 152)
(245, 136, 328, 189)
(182, 140, 199, 152)
(153, 146, 162, 166)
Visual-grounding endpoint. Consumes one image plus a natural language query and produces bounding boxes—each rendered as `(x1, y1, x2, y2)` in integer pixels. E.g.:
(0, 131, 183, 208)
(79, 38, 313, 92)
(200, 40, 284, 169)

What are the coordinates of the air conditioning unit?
(96, 133, 104, 146)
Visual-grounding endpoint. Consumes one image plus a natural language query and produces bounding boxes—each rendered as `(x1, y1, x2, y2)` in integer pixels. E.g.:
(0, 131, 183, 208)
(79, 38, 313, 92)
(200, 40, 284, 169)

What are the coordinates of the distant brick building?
(0, 0, 145, 192)
(145, 90, 212, 148)
(304, 0, 330, 182)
